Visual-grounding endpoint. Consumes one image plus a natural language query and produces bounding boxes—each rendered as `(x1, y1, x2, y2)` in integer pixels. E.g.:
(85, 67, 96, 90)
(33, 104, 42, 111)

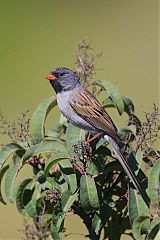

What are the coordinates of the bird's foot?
(85, 133, 102, 144)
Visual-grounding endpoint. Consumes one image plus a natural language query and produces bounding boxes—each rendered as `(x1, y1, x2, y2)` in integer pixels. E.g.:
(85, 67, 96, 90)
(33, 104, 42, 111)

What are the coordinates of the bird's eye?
(59, 72, 65, 77)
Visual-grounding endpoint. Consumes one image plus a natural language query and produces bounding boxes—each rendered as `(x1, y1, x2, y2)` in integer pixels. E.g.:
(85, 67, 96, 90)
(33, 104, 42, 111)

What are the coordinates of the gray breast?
(56, 90, 96, 133)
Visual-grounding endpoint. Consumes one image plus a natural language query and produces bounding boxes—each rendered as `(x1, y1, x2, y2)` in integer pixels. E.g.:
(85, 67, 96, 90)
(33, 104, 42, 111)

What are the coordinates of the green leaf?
(95, 138, 106, 150)
(4, 153, 22, 203)
(92, 212, 101, 234)
(0, 165, 9, 204)
(42, 213, 52, 226)
(87, 162, 99, 176)
(103, 96, 135, 116)
(147, 218, 160, 240)
(30, 96, 57, 141)
(16, 177, 34, 214)
(129, 188, 149, 225)
(47, 124, 66, 138)
(50, 190, 77, 239)
(5, 164, 20, 203)
(25, 198, 38, 217)
(59, 159, 77, 194)
(51, 206, 64, 240)
(122, 96, 135, 114)
(95, 80, 124, 115)
(129, 125, 137, 134)
(46, 177, 62, 192)
(22, 140, 67, 165)
(102, 96, 114, 108)
(51, 223, 61, 240)
(148, 160, 160, 206)
(135, 149, 143, 174)
(58, 176, 69, 193)
(0, 143, 24, 168)
(155, 230, 160, 240)
(45, 154, 69, 177)
(61, 191, 78, 213)
(119, 125, 137, 135)
(66, 123, 85, 157)
(80, 175, 99, 211)
(132, 216, 149, 240)
(136, 150, 143, 166)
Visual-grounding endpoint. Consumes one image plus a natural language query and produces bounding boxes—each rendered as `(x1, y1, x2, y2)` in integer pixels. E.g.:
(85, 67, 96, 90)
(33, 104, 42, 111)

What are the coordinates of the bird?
(45, 67, 145, 200)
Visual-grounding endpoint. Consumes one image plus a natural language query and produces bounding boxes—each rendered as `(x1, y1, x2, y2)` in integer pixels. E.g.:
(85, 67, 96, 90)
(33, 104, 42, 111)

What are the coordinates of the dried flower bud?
(73, 140, 92, 164)
(44, 189, 61, 203)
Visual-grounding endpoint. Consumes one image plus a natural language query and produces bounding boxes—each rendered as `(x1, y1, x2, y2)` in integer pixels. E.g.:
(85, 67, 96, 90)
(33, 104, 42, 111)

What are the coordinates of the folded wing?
(69, 90, 119, 141)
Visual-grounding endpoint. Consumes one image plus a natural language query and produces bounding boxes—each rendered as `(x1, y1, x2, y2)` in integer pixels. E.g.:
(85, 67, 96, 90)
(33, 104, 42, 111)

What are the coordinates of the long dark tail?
(104, 135, 150, 208)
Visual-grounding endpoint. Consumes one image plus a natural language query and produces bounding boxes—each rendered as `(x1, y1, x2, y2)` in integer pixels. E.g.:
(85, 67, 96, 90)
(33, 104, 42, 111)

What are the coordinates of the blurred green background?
(0, 0, 159, 239)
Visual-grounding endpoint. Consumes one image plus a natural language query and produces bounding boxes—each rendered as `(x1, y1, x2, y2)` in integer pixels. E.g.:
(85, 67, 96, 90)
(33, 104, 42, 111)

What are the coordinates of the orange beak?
(45, 73, 57, 81)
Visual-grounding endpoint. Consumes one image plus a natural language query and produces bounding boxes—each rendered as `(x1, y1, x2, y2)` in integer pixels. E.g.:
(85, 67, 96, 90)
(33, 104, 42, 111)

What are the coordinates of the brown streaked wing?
(69, 90, 119, 140)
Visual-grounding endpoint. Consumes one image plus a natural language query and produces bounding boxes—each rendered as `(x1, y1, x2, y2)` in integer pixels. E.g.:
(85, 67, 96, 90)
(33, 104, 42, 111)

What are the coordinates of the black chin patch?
(50, 80, 62, 93)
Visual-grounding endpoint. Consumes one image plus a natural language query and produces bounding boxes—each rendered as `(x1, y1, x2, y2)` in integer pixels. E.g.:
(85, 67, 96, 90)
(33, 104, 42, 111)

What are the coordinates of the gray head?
(45, 67, 80, 93)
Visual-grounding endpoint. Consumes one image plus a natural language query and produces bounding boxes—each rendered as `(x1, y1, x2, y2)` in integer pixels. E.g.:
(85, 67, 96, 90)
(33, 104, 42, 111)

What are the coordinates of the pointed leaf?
(51, 191, 77, 239)
(22, 140, 67, 165)
(47, 124, 66, 138)
(30, 96, 57, 141)
(25, 198, 38, 217)
(95, 80, 124, 115)
(0, 165, 9, 204)
(45, 154, 69, 177)
(51, 206, 64, 240)
(119, 125, 136, 135)
(136, 150, 143, 166)
(58, 176, 69, 194)
(66, 123, 85, 156)
(87, 162, 99, 176)
(16, 177, 34, 214)
(129, 189, 149, 225)
(42, 213, 52, 226)
(95, 138, 106, 150)
(50, 225, 61, 240)
(61, 191, 78, 213)
(155, 230, 160, 240)
(135, 149, 143, 174)
(80, 175, 99, 211)
(122, 96, 135, 114)
(102, 97, 114, 108)
(51, 219, 64, 240)
(92, 212, 101, 234)
(59, 159, 77, 194)
(5, 164, 20, 203)
(0, 143, 24, 168)
(146, 218, 160, 240)
(132, 216, 149, 240)
(148, 160, 160, 206)
(46, 177, 62, 192)
(102, 95, 134, 116)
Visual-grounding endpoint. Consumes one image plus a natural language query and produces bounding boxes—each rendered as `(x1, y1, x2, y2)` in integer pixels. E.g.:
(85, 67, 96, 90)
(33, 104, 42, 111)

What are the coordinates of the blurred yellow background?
(0, 0, 159, 239)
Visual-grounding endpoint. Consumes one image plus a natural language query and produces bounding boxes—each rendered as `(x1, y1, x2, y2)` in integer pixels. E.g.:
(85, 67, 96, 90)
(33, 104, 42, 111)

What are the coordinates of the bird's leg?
(85, 133, 102, 144)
